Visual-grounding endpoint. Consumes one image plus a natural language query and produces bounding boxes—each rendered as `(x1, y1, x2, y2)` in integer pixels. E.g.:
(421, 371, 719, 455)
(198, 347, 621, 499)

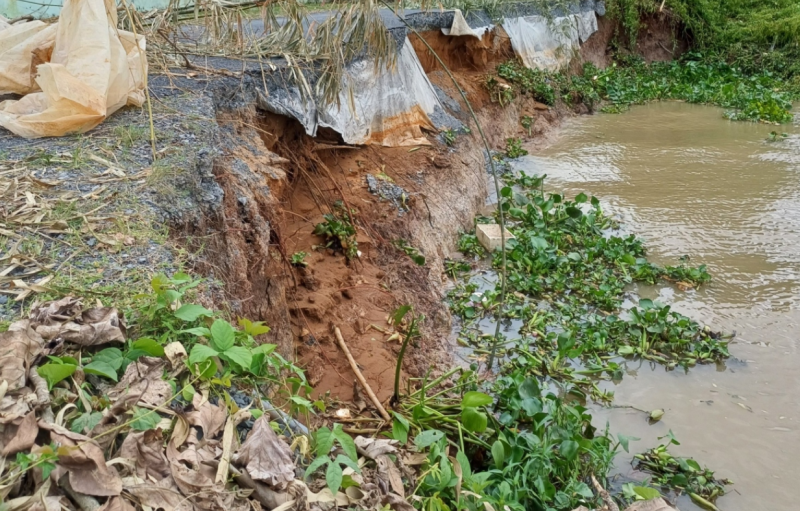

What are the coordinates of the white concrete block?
(476, 223, 515, 252)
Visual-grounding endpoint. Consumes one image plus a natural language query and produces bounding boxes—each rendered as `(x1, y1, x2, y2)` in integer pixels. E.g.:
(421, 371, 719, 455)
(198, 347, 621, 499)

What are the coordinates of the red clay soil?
(193, 21, 627, 410)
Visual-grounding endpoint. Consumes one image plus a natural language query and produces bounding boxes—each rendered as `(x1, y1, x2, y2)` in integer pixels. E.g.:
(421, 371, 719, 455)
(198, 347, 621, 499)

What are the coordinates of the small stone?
(86, 238, 97, 247)
(0, 295, 8, 305)
(138, 257, 147, 263)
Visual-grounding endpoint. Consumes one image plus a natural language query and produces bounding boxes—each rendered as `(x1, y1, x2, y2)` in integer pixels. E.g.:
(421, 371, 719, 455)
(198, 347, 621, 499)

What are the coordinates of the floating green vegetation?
(634, 432, 732, 508)
(493, 56, 797, 123)
(447, 172, 729, 400)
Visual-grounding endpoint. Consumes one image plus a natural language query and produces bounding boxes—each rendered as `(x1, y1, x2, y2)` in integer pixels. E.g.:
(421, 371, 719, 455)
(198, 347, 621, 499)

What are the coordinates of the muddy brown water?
(517, 102, 800, 511)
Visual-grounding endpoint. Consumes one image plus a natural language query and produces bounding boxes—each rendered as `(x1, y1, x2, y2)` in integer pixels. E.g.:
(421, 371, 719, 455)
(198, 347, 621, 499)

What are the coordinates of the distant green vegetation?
(491, 56, 796, 123)
(606, 0, 800, 83)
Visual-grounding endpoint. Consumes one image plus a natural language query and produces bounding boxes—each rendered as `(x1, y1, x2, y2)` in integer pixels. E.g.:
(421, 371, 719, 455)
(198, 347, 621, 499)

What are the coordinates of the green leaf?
(392, 418, 409, 444)
(518, 378, 540, 400)
(71, 411, 103, 433)
(414, 429, 445, 449)
(92, 348, 124, 370)
(334, 454, 361, 473)
(130, 407, 161, 431)
(182, 384, 196, 402)
(251, 409, 264, 419)
(210, 320, 236, 351)
(83, 361, 119, 381)
(559, 440, 579, 461)
(40, 461, 56, 480)
(633, 486, 661, 500)
(461, 391, 492, 409)
(617, 434, 640, 453)
(37, 363, 77, 390)
(333, 424, 358, 462)
(638, 298, 654, 310)
(132, 338, 165, 357)
(565, 206, 583, 218)
(649, 409, 665, 422)
(500, 186, 513, 198)
(239, 318, 271, 336)
(491, 440, 505, 469)
(391, 305, 412, 326)
(461, 407, 488, 433)
(174, 304, 213, 322)
(412, 254, 426, 266)
(315, 427, 334, 457)
(304, 456, 330, 478)
(181, 327, 211, 337)
(220, 346, 253, 370)
(188, 344, 219, 366)
(456, 450, 471, 480)
(575, 192, 588, 203)
(326, 460, 343, 494)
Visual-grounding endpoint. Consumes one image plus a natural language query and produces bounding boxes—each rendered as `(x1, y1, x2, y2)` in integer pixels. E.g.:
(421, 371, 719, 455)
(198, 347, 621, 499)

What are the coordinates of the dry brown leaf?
(28, 496, 64, 511)
(1, 410, 38, 455)
(355, 436, 398, 459)
(232, 415, 295, 490)
(170, 459, 235, 510)
(187, 392, 227, 439)
(123, 477, 193, 511)
(96, 496, 135, 511)
(376, 455, 405, 498)
(119, 428, 170, 481)
(108, 357, 171, 407)
(40, 421, 122, 496)
(34, 304, 126, 346)
(0, 320, 44, 392)
(382, 492, 416, 511)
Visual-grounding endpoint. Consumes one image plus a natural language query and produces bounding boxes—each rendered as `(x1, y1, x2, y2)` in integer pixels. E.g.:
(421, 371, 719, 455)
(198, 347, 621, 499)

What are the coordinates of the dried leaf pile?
(0, 296, 428, 511)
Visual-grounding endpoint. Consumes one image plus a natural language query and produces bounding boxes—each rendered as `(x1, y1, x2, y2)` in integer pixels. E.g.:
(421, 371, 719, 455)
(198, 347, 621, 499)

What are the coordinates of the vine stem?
(380, 2, 509, 372)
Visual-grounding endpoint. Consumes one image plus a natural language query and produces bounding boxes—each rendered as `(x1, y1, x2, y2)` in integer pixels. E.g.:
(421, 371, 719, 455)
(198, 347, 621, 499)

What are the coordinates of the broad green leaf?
(220, 346, 253, 370)
(315, 427, 334, 457)
(174, 304, 213, 322)
(70, 411, 103, 434)
(461, 407, 488, 433)
(649, 409, 665, 422)
(182, 384, 196, 402)
(239, 318, 271, 336)
(92, 348, 123, 370)
(251, 409, 264, 419)
(500, 186, 512, 198)
(325, 460, 343, 495)
(83, 361, 119, 381)
(461, 391, 492, 409)
(565, 206, 583, 218)
(575, 192, 588, 203)
(559, 439, 579, 461)
(518, 378, 540, 400)
(130, 407, 161, 431)
(251, 344, 277, 355)
(633, 486, 660, 500)
(188, 344, 219, 366)
(617, 434, 640, 453)
(333, 424, 358, 462)
(414, 429, 445, 449)
(392, 418, 409, 444)
(132, 338, 165, 357)
(638, 298, 654, 310)
(37, 363, 77, 390)
(334, 454, 360, 473)
(304, 456, 329, 478)
(491, 440, 505, 469)
(181, 327, 211, 337)
(210, 320, 236, 351)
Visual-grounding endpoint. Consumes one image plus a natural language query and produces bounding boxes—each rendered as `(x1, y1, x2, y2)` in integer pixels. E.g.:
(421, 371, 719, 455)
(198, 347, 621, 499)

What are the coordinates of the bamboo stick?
(334, 327, 391, 422)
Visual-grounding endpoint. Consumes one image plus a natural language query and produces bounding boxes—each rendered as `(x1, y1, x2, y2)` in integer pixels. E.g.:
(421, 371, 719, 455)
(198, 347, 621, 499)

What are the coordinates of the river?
(517, 101, 800, 511)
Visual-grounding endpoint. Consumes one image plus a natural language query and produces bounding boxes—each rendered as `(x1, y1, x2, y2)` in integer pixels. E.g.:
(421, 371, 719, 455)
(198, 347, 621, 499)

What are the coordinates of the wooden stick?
(591, 474, 620, 511)
(334, 327, 391, 422)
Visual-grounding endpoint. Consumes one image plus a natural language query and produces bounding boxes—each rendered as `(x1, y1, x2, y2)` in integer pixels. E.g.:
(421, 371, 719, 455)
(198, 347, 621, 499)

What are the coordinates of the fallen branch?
(591, 474, 620, 511)
(333, 327, 391, 422)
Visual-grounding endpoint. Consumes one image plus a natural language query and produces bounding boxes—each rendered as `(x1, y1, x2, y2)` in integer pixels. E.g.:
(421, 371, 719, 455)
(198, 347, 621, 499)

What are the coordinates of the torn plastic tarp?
(0, 0, 147, 138)
(441, 9, 491, 39)
(502, 11, 598, 70)
(258, 36, 441, 147)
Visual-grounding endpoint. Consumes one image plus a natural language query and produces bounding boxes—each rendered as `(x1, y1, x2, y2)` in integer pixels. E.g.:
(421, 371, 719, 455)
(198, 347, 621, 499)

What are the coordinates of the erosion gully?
(457, 101, 800, 511)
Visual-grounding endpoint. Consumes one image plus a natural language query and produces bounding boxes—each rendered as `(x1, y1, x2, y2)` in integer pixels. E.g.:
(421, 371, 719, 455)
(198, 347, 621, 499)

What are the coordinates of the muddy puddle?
(513, 102, 800, 511)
